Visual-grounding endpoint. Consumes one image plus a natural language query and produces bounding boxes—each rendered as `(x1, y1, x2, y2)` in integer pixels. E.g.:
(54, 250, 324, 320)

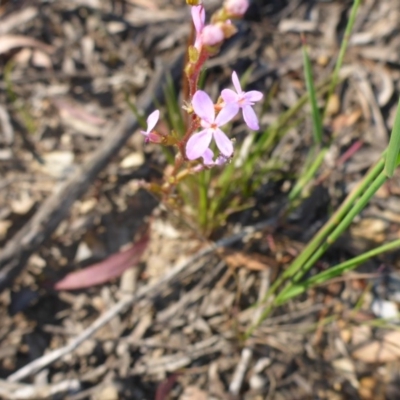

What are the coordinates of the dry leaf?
(352, 330, 400, 363)
(220, 249, 276, 271)
(54, 235, 149, 290)
(40, 151, 75, 178)
(0, 34, 54, 54)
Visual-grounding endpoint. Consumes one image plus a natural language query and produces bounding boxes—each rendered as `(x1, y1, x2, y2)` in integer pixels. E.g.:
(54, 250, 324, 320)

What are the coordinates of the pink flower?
(221, 71, 263, 130)
(140, 110, 160, 143)
(224, 0, 249, 16)
(186, 90, 237, 160)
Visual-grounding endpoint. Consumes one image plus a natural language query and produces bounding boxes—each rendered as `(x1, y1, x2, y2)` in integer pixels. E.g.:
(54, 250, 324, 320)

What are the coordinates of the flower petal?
(146, 110, 160, 132)
(213, 128, 234, 157)
(201, 148, 215, 166)
(242, 105, 259, 130)
(192, 90, 215, 123)
(186, 129, 213, 160)
(191, 5, 205, 33)
(215, 103, 239, 126)
(244, 90, 263, 102)
(215, 155, 229, 166)
(231, 71, 242, 94)
(221, 88, 239, 104)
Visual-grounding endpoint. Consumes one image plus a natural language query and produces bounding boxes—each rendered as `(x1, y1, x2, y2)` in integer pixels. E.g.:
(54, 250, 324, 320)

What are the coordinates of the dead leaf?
(54, 235, 149, 290)
(180, 386, 208, 400)
(155, 374, 179, 400)
(352, 330, 400, 363)
(0, 34, 54, 55)
(39, 151, 75, 178)
(32, 49, 52, 69)
(0, 7, 38, 35)
(219, 249, 276, 271)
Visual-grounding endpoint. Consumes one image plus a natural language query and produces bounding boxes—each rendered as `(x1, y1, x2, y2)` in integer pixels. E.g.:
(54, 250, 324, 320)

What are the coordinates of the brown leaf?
(0, 34, 54, 55)
(352, 330, 400, 363)
(155, 374, 179, 400)
(220, 249, 276, 271)
(54, 235, 149, 290)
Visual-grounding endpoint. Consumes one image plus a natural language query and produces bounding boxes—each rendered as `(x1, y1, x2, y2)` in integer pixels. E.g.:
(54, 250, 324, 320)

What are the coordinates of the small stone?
(94, 384, 119, 400)
(371, 299, 399, 320)
(120, 152, 144, 169)
(249, 374, 267, 390)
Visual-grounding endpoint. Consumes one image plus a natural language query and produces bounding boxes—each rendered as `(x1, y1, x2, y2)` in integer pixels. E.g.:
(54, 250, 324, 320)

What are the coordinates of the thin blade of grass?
(276, 238, 400, 304)
(125, 93, 147, 128)
(323, 0, 362, 117)
(288, 146, 327, 201)
(385, 97, 400, 177)
(302, 37, 322, 145)
(290, 169, 388, 284)
(164, 72, 185, 136)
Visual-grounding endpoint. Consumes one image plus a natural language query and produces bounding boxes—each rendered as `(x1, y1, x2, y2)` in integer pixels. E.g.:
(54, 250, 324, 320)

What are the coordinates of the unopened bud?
(224, 0, 249, 17)
(201, 24, 224, 46)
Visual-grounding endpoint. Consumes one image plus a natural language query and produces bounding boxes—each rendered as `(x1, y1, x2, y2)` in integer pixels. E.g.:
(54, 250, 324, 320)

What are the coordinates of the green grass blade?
(324, 0, 362, 117)
(276, 238, 400, 304)
(302, 39, 322, 145)
(385, 97, 400, 177)
(288, 146, 327, 201)
(290, 169, 388, 284)
(164, 72, 185, 136)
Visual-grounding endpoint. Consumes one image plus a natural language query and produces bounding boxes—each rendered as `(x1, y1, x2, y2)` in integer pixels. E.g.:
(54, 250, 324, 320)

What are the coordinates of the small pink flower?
(140, 110, 160, 143)
(186, 90, 237, 160)
(221, 71, 263, 130)
(224, 0, 249, 16)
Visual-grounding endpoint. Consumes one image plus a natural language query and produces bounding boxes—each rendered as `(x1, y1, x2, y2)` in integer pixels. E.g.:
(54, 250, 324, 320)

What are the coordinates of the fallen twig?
(0, 378, 80, 400)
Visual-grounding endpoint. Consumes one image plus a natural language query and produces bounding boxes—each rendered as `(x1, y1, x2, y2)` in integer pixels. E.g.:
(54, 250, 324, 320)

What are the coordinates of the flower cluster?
(139, 0, 262, 192)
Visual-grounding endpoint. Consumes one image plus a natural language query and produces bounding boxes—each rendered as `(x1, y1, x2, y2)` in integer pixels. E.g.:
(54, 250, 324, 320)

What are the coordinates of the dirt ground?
(1, 0, 400, 399)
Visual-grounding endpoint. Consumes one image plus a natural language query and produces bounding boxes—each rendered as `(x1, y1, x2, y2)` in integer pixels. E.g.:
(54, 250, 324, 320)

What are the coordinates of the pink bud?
(201, 25, 224, 46)
(224, 0, 249, 16)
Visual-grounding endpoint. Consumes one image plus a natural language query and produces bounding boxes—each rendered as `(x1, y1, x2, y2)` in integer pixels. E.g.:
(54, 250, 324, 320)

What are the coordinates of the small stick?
(229, 269, 271, 395)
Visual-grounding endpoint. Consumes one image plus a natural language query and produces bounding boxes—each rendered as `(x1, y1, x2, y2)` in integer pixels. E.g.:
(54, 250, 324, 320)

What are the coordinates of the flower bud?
(144, 131, 164, 144)
(201, 24, 224, 46)
(224, 0, 249, 17)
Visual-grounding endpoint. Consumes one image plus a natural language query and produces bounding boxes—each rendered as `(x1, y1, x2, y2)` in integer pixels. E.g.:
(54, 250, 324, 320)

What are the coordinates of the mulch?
(1, 0, 400, 399)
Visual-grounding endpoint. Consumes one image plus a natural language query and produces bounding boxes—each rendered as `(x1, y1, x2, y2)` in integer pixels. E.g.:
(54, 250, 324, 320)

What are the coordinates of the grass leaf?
(385, 97, 400, 177)
(302, 37, 323, 145)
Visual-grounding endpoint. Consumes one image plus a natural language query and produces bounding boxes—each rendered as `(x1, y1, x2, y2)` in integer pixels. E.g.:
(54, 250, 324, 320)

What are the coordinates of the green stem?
(288, 146, 327, 201)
